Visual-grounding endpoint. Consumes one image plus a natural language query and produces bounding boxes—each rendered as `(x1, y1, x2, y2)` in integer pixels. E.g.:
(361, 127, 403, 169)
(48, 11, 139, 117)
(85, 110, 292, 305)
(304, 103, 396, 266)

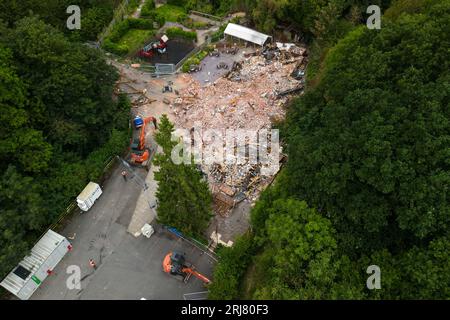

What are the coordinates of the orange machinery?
(163, 251, 211, 284)
(130, 115, 157, 165)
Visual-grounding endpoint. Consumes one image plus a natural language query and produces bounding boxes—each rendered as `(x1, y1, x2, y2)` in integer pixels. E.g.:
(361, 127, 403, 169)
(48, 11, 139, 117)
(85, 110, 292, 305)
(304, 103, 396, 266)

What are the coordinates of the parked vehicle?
(209, 49, 220, 57)
(188, 64, 202, 73)
(76, 182, 102, 212)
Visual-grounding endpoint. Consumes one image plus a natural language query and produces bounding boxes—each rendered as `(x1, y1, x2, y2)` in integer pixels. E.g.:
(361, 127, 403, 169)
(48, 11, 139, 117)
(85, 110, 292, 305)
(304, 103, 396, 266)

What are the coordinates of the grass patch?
(117, 29, 154, 54)
(182, 18, 210, 30)
(102, 18, 155, 56)
(155, 4, 187, 22)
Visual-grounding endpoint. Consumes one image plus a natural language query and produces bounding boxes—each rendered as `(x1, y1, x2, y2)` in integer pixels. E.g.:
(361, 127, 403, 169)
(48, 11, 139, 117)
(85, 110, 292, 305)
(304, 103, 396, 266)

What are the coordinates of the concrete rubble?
(168, 43, 306, 216)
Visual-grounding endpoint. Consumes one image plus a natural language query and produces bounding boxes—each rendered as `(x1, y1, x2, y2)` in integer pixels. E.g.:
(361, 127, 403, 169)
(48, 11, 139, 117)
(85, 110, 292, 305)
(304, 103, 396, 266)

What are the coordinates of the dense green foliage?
(0, 15, 129, 279)
(208, 233, 256, 299)
(0, 0, 122, 41)
(153, 115, 213, 237)
(0, 0, 448, 301)
(167, 0, 233, 16)
(210, 0, 450, 299)
(140, 0, 156, 17)
(165, 27, 197, 41)
(284, 1, 450, 253)
(102, 18, 155, 55)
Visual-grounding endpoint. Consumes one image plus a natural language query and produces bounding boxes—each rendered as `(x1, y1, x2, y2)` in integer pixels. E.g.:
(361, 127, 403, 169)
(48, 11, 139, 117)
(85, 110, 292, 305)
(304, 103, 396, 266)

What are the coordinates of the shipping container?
(0, 230, 72, 300)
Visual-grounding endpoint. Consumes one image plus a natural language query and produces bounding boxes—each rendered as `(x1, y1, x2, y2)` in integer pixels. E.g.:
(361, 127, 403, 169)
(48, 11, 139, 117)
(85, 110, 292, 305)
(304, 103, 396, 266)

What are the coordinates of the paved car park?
(32, 164, 214, 300)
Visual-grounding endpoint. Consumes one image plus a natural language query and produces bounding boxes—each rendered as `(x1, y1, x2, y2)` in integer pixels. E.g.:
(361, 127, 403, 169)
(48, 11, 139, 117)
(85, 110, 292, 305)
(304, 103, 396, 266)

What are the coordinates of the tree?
(0, 16, 130, 281)
(153, 115, 213, 237)
(0, 44, 52, 173)
(252, 199, 340, 299)
(208, 233, 255, 299)
(0, 0, 116, 41)
(1, 17, 120, 156)
(284, 1, 450, 253)
(227, 0, 449, 300)
(0, 166, 47, 277)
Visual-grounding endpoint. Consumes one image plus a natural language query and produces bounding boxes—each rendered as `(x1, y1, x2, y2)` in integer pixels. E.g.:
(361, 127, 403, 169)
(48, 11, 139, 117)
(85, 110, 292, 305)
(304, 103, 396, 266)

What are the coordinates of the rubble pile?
(172, 54, 304, 130)
(170, 45, 306, 215)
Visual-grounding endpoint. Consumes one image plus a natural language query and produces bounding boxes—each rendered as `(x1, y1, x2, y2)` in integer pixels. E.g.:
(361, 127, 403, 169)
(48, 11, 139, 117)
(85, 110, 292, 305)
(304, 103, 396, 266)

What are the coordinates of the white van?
(77, 182, 102, 211)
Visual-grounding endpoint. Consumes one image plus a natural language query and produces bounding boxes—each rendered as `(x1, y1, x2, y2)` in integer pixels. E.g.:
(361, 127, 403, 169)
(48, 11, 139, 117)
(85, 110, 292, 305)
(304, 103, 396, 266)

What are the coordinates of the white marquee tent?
(223, 23, 272, 46)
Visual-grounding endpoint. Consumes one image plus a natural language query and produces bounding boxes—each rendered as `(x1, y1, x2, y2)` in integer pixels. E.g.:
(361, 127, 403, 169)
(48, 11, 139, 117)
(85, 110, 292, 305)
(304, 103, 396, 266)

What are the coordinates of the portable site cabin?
(0, 230, 71, 300)
(77, 181, 102, 212)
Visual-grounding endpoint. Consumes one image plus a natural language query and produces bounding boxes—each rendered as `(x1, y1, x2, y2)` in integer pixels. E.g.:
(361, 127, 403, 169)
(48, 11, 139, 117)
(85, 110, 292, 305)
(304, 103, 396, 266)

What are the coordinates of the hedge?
(102, 38, 129, 55)
(211, 24, 226, 42)
(166, 27, 197, 41)
(181, 49, 210, 72)
(102, 18, 154, 55)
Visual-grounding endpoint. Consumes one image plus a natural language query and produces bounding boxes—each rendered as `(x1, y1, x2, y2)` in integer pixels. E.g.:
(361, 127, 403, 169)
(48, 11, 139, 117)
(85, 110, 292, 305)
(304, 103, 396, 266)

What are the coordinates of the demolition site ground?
(115, 40, 307, 246)
(30, 41, 306, 301)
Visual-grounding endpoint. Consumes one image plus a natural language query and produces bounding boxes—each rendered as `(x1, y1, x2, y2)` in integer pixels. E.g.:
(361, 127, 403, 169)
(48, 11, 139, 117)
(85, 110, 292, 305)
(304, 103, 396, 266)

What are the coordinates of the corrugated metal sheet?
(0, 230, 67, 296)
(224, 23, 271, 46)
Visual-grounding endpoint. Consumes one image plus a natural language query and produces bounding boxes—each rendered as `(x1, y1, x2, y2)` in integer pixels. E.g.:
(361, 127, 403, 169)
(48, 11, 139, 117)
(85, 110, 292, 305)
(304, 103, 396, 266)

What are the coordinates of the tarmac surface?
(32, 164, 214, 300)
(141, 39, 195, 65)
(191, 50, 254, 85)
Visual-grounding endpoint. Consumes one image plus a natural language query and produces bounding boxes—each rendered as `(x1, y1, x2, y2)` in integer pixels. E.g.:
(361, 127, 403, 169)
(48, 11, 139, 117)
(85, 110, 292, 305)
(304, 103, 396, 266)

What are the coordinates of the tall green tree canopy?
(284, 1, 450, 253)
(209, 0, 450, 300)
(0, 0, 119, 41)
(153, 115, 213, 237)
(0, 15, 129, 281)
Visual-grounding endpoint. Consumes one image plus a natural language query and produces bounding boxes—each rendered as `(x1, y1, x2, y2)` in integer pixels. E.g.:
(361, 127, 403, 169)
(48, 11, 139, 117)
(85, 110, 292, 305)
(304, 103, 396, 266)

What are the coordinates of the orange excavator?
(130, 115, 157, 166)
(163, 251, 211, 284)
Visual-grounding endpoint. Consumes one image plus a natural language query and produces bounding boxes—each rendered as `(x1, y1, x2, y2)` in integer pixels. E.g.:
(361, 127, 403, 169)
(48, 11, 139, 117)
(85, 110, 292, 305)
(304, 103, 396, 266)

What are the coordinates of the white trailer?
(77, 181, 102, 212)
(0, 230, 72, 300)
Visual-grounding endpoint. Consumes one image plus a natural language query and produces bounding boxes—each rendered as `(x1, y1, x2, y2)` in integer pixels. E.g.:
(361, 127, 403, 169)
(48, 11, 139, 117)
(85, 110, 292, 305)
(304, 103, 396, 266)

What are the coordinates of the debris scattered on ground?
(169, 43, 306, 215)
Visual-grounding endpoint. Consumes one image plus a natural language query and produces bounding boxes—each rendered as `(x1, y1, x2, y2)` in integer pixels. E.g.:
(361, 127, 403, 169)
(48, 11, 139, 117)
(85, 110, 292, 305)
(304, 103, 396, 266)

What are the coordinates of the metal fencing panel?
(155, 63, 176, 74)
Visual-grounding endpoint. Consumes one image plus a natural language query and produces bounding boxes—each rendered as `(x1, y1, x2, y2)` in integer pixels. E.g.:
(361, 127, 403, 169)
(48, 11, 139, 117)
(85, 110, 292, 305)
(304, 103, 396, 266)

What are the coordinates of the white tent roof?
(224, 23, 271, 46)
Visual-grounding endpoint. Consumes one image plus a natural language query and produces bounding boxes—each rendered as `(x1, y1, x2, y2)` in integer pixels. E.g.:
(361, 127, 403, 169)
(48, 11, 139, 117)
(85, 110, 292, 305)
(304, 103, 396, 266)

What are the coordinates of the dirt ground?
(111, 39, 306, 246)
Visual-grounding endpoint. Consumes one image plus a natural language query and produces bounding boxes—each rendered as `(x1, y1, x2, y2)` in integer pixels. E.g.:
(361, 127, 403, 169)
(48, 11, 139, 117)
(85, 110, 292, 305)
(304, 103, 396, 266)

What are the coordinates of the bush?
(210, 24, 226, 42)
(108, 20, 131, 42)
(166, 27, 197, 41)
(102, 38, 129, 55)
(103, 18, 154, 55)
(181, 47, 212, 72)
(182, 18, 209, 30)
(86, 129, 130, 181)
(208, 233, 256, 299)
(126, 0, 141, 14)
(128, 18, 154, 30)
(140, 0, 156, 17)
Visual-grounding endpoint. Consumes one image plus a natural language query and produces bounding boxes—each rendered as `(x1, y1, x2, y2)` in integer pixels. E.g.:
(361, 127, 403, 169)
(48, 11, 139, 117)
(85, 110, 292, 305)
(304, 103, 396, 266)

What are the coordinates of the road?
(32, 164, 214, 300)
